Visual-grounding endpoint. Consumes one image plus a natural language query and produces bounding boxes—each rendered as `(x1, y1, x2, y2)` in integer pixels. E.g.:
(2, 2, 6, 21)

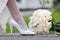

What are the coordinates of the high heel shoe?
(9, 18, 36, 35)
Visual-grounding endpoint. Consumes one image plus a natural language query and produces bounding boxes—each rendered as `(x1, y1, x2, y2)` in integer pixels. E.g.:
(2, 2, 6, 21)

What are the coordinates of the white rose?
(29, 9, 52, 35)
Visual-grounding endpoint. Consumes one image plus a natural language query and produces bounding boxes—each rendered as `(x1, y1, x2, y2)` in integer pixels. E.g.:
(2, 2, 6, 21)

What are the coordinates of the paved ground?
(0, 35, 60, 40)
(0, 34, 60, 40)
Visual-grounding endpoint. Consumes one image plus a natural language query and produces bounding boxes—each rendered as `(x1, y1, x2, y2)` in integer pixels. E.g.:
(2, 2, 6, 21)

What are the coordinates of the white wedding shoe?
(9, 18, 36, 35)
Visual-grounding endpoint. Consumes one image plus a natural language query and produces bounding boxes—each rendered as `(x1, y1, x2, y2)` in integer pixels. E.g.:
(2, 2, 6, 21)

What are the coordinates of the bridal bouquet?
(28, 9, 52, 34)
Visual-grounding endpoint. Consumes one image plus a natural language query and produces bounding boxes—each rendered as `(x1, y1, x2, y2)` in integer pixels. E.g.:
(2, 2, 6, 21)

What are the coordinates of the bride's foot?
(9, 18, 36, 35)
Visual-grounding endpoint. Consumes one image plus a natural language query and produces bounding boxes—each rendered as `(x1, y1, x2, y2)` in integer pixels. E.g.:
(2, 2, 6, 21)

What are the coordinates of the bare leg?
(7, 0, 28, 30)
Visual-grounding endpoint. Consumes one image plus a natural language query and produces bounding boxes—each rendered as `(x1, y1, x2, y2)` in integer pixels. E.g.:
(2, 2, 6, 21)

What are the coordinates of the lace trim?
(0, 0, 8, 14)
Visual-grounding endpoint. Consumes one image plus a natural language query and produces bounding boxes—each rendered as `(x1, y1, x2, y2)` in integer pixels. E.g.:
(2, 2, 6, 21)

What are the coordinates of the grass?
(6, 11, 60, 34)
(23, 15, 31, 26)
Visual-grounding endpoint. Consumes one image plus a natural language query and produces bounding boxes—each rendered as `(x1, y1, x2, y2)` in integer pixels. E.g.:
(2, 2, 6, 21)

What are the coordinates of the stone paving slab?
(0, 33, 60, 40)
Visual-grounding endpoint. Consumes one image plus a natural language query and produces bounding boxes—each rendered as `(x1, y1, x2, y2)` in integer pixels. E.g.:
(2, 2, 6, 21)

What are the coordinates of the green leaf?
(52, 11, 60, 22)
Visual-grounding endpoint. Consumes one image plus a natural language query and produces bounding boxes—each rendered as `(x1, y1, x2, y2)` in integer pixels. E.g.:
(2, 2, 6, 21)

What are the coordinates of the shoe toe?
(27, 30, 36, 34)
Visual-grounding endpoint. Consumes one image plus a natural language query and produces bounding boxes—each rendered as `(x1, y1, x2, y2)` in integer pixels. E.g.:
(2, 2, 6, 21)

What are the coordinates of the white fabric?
(0, 6, 12, 32)
(0, 0, 12, 33)
(0, 0, 8, 14)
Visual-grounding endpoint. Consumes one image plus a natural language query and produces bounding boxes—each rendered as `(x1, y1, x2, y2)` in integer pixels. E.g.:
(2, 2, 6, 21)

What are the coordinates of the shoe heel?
(10, 24, 13, 35)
